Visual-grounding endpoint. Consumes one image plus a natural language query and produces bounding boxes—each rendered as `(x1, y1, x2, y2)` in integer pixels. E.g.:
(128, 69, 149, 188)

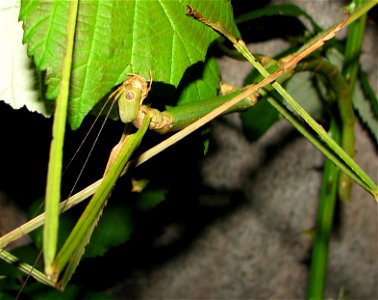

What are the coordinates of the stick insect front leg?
(48, 73, 153, 287)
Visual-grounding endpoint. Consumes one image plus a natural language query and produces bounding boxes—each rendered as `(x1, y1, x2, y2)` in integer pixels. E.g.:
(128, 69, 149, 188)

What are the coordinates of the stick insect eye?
(117, 73, 150, 124)
(126, 90, 135, 100)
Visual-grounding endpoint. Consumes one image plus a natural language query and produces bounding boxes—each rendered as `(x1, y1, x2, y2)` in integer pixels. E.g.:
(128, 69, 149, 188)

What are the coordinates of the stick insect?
(0, 1, 377, 295)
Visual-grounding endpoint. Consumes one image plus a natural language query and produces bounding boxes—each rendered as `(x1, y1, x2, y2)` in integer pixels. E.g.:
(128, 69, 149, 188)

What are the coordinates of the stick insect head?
(117, 72, 152, 124)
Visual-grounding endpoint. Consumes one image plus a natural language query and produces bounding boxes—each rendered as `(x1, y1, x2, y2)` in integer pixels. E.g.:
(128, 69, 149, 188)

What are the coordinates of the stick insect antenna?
(65, 94, 119, 198)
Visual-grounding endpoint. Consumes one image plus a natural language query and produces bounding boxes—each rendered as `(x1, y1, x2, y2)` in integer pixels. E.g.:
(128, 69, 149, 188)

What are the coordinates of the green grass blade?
(43, 0, 79, 278)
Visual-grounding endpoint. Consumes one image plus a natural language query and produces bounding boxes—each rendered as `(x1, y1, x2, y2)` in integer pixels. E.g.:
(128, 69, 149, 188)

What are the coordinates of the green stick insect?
(49, 73, 153, 287)
(1, 0, 377, 294)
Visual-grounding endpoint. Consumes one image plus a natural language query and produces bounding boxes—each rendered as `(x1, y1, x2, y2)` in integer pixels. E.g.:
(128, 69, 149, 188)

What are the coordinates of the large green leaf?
(19, 0, 239, 129)
(0, 0, 52, 117)
(177, 56, 221, 105)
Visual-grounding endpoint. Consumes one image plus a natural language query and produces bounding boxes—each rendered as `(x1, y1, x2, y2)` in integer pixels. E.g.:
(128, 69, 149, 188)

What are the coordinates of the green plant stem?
(337, 0, 367, 201)
(43, 0, 78, 277)
(297, 57, 356, 202)
(307, 118, 341, 300)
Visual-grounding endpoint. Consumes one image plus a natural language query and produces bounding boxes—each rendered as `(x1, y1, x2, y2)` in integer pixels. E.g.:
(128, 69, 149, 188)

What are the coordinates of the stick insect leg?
(103, 126, 131, 176)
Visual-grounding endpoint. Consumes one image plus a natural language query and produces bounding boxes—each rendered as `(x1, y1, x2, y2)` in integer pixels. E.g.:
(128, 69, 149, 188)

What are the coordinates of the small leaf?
(84, 203, 133, 258)
(353, 77, 378, 145)
(359, 70, 378, 118)
(0, 293, 14, 300)
(82, 291, 115, 300)
(26, 284, 80, 300)
(177, 56, 221, 105)
(240, 98, 279, 142)
(285, 71, 323, 120)
(136, 189, 168, 211)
